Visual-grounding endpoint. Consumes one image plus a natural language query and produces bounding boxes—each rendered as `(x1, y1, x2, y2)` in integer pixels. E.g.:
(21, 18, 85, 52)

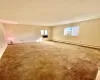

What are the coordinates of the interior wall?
(52, 18, 100, 48)
(0, 23, 7, 58)
(3, 24, 52, 43)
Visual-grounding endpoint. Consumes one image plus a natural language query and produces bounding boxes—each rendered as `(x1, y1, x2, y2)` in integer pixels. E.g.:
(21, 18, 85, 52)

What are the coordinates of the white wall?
(0, 23, 7, 58)
(3, 24, 52, 43)
(52, 19, 100, 48)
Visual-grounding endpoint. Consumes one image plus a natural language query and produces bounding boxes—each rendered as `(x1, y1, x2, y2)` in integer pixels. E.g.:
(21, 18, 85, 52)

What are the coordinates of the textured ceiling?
(0, 0, 100, 26)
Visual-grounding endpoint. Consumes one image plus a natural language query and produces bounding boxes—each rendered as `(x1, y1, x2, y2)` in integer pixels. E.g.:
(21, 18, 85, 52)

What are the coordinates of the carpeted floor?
(0, 42, 100, 80)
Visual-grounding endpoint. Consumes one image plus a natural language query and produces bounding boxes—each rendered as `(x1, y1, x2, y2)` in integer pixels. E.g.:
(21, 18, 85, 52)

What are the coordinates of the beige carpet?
(0, 42, 100, 80)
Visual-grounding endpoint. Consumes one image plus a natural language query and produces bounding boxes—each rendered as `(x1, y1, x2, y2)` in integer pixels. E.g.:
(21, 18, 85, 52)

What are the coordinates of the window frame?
(64, 26, 79, 36)
(41, 30, 48, 38)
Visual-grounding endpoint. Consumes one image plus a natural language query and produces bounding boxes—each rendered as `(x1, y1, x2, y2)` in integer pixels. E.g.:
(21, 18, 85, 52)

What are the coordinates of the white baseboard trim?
(52, 40, 100, 50)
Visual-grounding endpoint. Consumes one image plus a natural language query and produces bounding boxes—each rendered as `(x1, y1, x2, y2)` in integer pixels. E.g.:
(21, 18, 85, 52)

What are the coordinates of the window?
(41, 30, 48, 38)
(64, 27, 72, 36)
(64, 26, 79, 36)
(41, 30, 48, 35)
(45, 30, 48, 35)
(41, 30, 44, 35)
